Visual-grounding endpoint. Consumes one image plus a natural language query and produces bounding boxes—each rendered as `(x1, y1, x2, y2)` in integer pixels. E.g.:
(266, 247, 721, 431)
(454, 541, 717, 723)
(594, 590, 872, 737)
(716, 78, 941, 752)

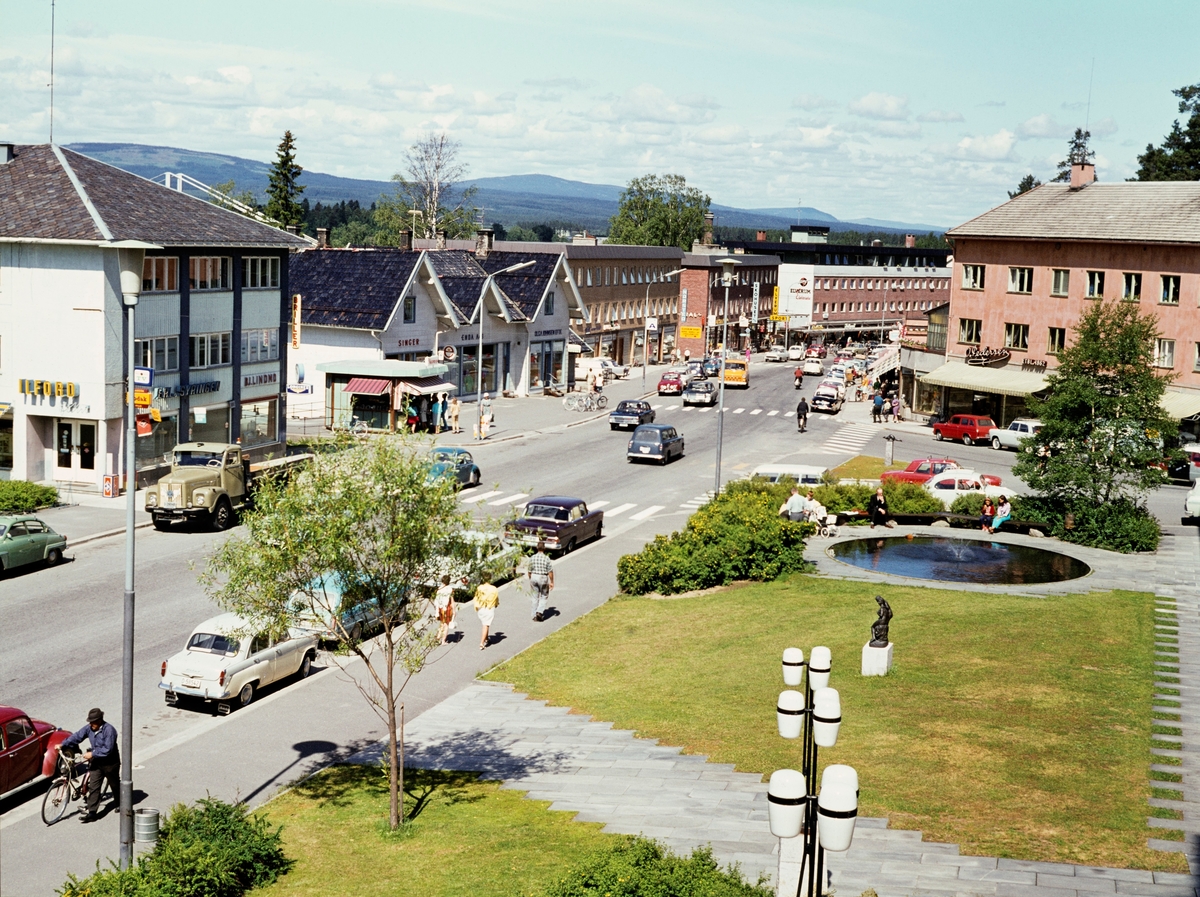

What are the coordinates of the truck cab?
(145, 443, 248, 531)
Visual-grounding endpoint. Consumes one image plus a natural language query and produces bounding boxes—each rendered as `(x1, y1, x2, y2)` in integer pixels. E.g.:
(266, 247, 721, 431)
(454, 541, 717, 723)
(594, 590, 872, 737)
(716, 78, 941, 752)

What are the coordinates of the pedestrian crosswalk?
(459, 492, 698, 523)
(816, 423, 877, 456)
(647, 401, 883, 457)
(679, 491, 714, 510)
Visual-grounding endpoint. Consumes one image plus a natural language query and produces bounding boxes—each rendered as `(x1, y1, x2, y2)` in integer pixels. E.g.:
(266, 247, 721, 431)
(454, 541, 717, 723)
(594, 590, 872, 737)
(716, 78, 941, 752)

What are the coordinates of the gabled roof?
(290, 249, 422, 329)
(482, 250, 561, 320)
(947, 182, 1200, 245)
(0, 144, 309, 248)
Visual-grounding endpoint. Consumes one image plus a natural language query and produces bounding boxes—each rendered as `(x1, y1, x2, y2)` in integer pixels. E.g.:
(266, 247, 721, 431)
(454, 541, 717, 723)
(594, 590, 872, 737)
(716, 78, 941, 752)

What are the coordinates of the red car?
(0, 705, 68, 796)
(657, 373, 683, 395)
(882, 458, 1002, 487)
(933, 414, 998, 446)
(805, 345, 828, 358)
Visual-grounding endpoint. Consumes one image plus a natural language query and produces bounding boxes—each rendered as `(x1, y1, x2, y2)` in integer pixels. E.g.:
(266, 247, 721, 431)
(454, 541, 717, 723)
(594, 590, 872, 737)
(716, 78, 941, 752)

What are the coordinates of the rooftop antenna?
(1084, 56, 1095, 132)
(49, 0, 56, 142)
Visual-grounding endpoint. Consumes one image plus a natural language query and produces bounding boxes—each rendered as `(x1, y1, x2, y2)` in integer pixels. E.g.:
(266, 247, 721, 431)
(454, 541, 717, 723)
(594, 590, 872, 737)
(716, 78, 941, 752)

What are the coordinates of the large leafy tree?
(1051, 128, 1095, 182)
(265, 130, 306, 228)
(1133, 83, 1200, 181)
(386, 132, 478, 240)
(607, 174, 711, 251)
(1008, 174, 1042, 198)
(202, 438, 477, 830)
(1014, 299, 1176, 506)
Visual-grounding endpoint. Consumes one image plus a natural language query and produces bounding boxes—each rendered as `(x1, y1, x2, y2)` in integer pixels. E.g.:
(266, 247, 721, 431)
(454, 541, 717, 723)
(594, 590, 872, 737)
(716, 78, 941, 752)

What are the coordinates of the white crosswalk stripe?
(651, 404, 664, 410)
(767, 410, 779, 416)
(817, 424, 877, 455)
(461, 490, 502, 504)
(589, 500, 611, 509)
(605, 503, 637, 516)
(699, 407, 711, 413)
(630, 505, 664, 521)
(750, 409, 761, 415)
(733, 408, 745, 414)
(681, 405, 694, 411)
(488, 492, 530, 506)
(679, 491, 715, 509)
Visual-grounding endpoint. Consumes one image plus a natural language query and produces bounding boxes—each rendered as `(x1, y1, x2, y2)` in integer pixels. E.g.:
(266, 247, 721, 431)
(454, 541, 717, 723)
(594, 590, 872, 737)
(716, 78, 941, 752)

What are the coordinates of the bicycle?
(41, 747, 111, 825)
(335, 413, 370, 438)
(563, 393, 581, 411)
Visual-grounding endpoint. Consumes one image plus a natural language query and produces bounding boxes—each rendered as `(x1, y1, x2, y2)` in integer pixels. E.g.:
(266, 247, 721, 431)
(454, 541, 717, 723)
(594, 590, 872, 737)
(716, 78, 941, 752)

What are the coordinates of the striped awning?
(918, 362, 1048, 398)
(343, 377, 391, 396)
(1161, 390, 1200, 420)
(395, 377, 457, 397)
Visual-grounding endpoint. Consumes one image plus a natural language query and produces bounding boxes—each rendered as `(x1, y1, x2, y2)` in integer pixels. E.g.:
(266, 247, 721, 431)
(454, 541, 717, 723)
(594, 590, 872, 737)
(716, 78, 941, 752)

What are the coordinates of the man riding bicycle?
(795, 396, 810, 433)
(60, 707, 119, 823)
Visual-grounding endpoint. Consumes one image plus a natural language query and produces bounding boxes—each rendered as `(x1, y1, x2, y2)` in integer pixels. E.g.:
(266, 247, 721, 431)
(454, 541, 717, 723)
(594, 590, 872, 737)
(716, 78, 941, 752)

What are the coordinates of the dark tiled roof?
(482, 250, 560, 319)
(290, 248, 421, 329)
(563, 244, 684, 260)
(0, 144, 308, 248)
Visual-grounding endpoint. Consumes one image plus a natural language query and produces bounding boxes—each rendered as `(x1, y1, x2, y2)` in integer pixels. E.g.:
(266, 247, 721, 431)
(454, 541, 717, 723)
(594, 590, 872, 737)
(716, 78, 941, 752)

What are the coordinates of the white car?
(818, 378, 846, 400)
(160, 613, 318, 712)
(988, 418, 1043, 451)
(1186, 481, 1200, 520)
(600, 358, 628, 380)
(828, 365, 847, 381)
(764, 345, 788, 362)
(787, 345, 806, 362)
(748, 464, 827, 486)
(802, 358, 824, 376)
(923, 469, 1013, 509)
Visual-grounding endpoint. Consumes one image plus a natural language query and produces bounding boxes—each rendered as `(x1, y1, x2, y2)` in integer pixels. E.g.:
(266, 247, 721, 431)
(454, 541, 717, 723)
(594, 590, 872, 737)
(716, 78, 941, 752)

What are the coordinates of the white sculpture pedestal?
(777, 832, 807, 897)
(862, 641, 893, 676)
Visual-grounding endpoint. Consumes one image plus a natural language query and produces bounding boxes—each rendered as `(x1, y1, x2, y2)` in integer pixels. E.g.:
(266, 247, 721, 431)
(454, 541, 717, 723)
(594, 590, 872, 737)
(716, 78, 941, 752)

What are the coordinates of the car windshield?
(430, 449, 461, 462)
(524, 504, 569, 521)
(175, 451, 222, 466)
(186, 632, 240, 656)
(632, 430, 660, 443)
(616, 402, 641, 412)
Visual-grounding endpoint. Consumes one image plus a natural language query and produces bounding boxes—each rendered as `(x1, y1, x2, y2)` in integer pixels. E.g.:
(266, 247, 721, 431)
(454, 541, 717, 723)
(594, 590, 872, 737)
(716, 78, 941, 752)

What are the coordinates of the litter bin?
(134, 807, 160, 843)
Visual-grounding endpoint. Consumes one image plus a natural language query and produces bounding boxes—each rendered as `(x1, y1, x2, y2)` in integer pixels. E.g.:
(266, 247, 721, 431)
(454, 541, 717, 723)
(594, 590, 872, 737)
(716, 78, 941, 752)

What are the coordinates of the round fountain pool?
(829, 536, 1091, 585)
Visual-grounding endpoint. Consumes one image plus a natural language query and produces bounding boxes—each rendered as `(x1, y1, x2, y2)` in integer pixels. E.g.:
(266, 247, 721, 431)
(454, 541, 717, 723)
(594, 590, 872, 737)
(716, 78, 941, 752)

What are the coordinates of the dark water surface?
(829, 536, 1091, 584)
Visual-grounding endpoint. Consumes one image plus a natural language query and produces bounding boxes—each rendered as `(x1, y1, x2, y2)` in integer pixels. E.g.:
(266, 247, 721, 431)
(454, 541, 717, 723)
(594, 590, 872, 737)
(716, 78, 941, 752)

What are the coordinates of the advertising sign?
(646, 316, 659, 333)
(133, 389, 152, 408)
(751, 281, 760, 324)
(777, 263, 814, 324)
(679, 326, 703, 340)
(291, 294, 302, 349)
(133, 367, 154, 387)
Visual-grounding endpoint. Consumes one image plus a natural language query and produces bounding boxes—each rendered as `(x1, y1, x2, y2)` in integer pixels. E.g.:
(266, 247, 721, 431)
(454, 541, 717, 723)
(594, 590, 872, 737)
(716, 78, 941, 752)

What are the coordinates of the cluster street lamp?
(768, 645, 859, 897)
(475, 260, 535, 438)
(713, 258, 740, 497)
(641, 267, 685, 392)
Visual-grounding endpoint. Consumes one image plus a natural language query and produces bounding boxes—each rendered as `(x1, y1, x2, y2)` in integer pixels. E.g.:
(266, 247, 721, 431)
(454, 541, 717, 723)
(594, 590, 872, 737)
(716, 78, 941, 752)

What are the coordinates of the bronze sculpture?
(870, 595, 892, 647)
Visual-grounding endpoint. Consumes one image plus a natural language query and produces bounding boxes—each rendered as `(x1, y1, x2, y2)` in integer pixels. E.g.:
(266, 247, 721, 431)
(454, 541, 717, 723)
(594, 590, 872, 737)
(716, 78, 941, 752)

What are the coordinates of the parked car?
(683, 380, 719, 406)
(1186, 480, 1200, 521)
(922, 469, 1013, 509)
(0, 706, 69, 796)
(1178, 442, 1200, 482)
(610, 400, 656, 430)
(828, 364, 847, 381)
(657, 372, 684, 396)
(811, 383, 844, 414)
(686, 360, 706, 381)
(881, 458, 1003, 487)
(0, 516, 67, 574)
(160, 613, 319, 711)
(748, 464, 826, 486)
(288, 573, 389, 645)
(819, 378, 846, 400)
(428, 447, 481, 488)
(802, 358, 824, 376)
(932, 414, 999, 446)
(764, 344, 788, 362)
(787, 345, 806, 362)
(428, 530, 523, 599)
(628, 423, 685, 465)
(505, 496, 603, 555)
(988, 418, 1043, 451)
(602, 358, 629, 379)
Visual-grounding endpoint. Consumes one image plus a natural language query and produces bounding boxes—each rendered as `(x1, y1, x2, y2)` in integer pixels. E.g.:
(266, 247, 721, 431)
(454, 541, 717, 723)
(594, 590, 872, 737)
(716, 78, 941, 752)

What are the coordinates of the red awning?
(395, 377, 457, 397)
(343, 377, 392, 396)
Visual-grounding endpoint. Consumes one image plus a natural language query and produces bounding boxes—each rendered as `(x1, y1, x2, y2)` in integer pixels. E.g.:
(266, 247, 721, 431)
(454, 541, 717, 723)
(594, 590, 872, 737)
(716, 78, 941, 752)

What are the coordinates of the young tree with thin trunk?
(265, 130, 306, 228)
(388, 133, 478, 240)
(201, 438, 476, 829)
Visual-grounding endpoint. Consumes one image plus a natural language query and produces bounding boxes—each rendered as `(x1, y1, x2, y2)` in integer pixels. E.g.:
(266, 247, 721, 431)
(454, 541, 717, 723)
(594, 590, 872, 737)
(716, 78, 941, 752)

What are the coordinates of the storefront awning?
(395, 377, 458, 397)
(919, 361, 1048, 398)
(1161, 390, 1200, 420)
(0, 403, 11, 417)
(344, 377, 392, 396)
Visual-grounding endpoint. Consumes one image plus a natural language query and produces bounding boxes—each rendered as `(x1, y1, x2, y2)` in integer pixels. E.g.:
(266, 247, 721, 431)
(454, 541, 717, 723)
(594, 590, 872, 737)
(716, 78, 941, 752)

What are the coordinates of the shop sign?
(397, 338, 421, 348)
(442, 345, 457, 361)
(1021, 358, 1048, 372)
(965, 347, 1011, 366)
(751, 281, 760, 324)
(459, 332, 478, 342)
(133, 389, 153, 408)
(19, 379, 78, 398)
(291, 294, 302, 349)
(244, 372, 278, 387)
(680, 288, 688, 323)
(534, 328, 562, 337)
(679, 326, 703, 340)
(156, 381, 221, 399)
(134, 367, 154, 387)
(769, 314, 789, 322)
(287, 384, 314, 395)
(645, 317, 658, 333)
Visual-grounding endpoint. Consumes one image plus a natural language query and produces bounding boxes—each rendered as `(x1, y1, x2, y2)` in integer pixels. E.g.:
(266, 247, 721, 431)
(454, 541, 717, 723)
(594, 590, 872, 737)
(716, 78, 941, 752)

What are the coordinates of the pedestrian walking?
(479, 393, 494, 439)
(527, 540, 554, 621)
(892, 396, 902, 422)
(474, 573, 499, 649)
(61, 708, 119, 823)
(438, 392, 449, 432)
(435, 575, 457, 644)
(872, 393, 884, 423)
(449, 397, 461, 434)
(431, 394, 443, 435)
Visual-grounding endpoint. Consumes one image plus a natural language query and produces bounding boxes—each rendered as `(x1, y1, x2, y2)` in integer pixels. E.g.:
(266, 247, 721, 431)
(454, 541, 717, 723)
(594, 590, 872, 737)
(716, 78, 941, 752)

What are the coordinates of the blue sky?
(3, 0, 1197, 227)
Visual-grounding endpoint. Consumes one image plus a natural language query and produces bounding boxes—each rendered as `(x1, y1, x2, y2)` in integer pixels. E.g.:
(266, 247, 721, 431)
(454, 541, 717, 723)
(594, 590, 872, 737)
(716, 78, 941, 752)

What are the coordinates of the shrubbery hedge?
(1014, 495, 1160, 553)
(61, 797, 292, 897)
(812, 481, 946, 519)
(542, 836, 770, 897)
(0, 481, 58, 513)
(616, 479, 815, 595)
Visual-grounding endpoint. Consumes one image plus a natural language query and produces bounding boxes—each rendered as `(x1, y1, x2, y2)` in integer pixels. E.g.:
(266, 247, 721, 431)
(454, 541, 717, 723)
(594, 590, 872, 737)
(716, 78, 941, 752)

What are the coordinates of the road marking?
(651, 404, 664, 410)
(606, 503, 637, 516)
(767, 410, 779, 416)
(750, 409, 761, 415)
(733, 408, 745, 414)
(698, 408, 711, 413)
(589, 500, 611, 509)
(489, 493, 529, 506)
(461, 490, 502, 504)
(681, 405, 694, 411)
(630, 505, 664, 520)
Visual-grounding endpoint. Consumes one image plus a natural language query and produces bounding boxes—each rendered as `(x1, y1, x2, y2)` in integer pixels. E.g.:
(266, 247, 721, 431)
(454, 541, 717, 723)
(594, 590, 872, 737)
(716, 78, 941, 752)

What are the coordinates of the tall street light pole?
(477, 260, 535, 439)
(713, 258, 740, 498)
(643, 267, 685, 393)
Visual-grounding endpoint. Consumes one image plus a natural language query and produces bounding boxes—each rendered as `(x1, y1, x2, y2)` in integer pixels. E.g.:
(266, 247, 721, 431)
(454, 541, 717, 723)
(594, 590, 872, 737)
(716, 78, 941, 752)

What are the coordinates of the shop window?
(1051, 269, 1070, 296)
(1004, 322, 1029, 351)
(1194, 343, 1200, 372)
(190, 332, 232, 368)
(1162, 275, 1181, 305)
(1007, 267, 1033, 294)
(136, 413, 177, 472)
(242, 257, 280, 289)
(544, 291, 554, 315)
(240, 399, 278, 448)
(958, 318, 982, 344)
(1087, 270, 1105, 298)
(142, 257, 179, 293)
(961, 264, 985, 291)
(0, 418, 11, 469)
(1155, 338, 1176, 369)
(135, 336, 179, 372)
(241, 329, 279, 363)
(190, 404, 230, 443)
(1122, 272, 1142, 301)
(1048, 327, 1066, 354)
(189, 257, 231, 291)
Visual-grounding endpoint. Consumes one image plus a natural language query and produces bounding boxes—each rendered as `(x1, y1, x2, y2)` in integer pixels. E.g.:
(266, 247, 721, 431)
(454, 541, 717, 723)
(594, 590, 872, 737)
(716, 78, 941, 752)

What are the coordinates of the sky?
(3, 0, 1198, 228)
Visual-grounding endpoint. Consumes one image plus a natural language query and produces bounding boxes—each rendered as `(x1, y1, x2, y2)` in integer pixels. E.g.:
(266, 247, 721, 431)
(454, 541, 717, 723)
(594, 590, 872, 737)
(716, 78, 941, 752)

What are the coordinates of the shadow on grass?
(290, 765, 485, 823)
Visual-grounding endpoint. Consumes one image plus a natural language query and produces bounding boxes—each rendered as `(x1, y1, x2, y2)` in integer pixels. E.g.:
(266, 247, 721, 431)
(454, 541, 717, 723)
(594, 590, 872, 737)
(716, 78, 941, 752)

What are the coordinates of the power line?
(49, 0, 56, 142)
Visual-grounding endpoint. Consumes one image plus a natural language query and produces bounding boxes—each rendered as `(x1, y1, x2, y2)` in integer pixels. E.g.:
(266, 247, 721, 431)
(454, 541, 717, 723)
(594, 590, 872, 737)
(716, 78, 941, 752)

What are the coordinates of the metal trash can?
(134, 807, 160, 843)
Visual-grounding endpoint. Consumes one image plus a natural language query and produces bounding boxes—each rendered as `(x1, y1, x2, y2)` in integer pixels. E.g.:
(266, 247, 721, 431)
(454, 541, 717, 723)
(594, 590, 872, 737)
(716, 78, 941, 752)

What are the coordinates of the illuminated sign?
(19, 379, 78, 398)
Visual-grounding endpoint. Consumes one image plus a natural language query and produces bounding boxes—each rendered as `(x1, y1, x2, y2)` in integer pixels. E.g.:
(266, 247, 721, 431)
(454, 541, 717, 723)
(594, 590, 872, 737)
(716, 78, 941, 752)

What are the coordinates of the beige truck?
(145, 442, 309, 531)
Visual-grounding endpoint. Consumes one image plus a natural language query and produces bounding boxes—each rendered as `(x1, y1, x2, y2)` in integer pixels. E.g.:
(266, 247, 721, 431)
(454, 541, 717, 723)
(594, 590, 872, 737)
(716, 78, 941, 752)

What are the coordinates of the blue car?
(289, 573, 391, 644)
(428, 447, 481, 488)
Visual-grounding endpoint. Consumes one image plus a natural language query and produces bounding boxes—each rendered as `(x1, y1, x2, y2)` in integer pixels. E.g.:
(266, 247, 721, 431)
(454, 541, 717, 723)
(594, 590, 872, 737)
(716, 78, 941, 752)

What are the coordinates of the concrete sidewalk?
(38, 489, 153, 546)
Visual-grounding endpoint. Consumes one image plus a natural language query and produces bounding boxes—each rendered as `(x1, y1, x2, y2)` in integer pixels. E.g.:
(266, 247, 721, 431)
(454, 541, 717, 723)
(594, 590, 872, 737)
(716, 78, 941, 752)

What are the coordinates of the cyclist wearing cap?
(61, 708, 119, 823)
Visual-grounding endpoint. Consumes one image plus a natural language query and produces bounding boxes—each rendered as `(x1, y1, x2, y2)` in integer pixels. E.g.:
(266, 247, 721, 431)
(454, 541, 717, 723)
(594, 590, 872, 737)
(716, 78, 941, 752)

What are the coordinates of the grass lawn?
(257, 766, 614, 897)
(484, 575, 1182, 872)
(830, 454, 905, 481)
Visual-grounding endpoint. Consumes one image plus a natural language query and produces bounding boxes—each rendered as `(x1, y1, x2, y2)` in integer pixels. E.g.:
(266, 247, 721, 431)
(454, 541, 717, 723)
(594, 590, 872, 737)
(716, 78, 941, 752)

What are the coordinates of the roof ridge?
(50, 144, 113, 241)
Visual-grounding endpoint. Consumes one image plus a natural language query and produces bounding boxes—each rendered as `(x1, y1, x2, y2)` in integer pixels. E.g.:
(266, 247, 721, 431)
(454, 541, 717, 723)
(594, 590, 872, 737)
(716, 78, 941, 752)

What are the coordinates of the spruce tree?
(265, 130, 305, 228)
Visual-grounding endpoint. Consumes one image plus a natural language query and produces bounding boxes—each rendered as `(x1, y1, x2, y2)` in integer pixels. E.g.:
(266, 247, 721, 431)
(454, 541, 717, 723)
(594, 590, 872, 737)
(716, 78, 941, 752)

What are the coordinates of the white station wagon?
(160, 613, 318, 713)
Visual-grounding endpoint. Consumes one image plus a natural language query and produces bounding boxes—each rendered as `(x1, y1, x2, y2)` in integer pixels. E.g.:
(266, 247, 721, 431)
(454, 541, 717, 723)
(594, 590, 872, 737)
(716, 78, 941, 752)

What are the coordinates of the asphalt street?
(2, 357, 1194, 895)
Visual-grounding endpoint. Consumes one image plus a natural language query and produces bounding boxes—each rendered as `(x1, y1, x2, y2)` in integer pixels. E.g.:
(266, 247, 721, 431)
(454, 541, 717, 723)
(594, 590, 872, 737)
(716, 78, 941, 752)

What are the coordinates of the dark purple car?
(504, 496, 603, 556)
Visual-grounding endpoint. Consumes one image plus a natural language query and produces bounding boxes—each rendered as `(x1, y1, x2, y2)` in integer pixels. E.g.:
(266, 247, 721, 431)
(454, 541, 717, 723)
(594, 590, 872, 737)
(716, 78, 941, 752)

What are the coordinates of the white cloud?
(218, 66, 253, 85)
(1091, 116, 1119, 137)
(1017, 114, 1073, 139)
(868, 121, 922, 138)
(848, 92, 909, 121)
(792, 93, 836, 110)
(954, 129, 1018, 161)
(917, 109, 964, 123)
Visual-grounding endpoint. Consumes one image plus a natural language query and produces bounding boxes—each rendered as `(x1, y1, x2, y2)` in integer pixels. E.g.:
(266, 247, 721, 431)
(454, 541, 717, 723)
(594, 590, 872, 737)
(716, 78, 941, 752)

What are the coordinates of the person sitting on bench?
(990, 496, 1012, 533)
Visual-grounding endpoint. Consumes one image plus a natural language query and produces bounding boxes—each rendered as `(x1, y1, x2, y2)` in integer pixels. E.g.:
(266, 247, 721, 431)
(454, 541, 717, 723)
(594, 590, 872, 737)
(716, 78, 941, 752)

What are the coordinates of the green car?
(0, 516, 67, 573)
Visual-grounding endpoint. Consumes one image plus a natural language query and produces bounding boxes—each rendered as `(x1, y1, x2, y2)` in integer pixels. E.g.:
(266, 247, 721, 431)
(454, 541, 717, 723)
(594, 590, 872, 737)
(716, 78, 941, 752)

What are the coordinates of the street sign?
(133, 366, 154, 387)
(646, 316, 658, 333)
(443, 345, 457, 361)
(751, 281, 760, 324)
(680, 325, 703, 339)
(769, 314, 790, 322)
(707, 314, 717, 328)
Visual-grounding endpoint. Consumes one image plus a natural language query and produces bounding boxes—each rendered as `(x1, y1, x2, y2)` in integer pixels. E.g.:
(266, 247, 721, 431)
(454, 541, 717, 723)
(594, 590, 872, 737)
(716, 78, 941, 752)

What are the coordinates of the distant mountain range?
(65, 143, 946, 236)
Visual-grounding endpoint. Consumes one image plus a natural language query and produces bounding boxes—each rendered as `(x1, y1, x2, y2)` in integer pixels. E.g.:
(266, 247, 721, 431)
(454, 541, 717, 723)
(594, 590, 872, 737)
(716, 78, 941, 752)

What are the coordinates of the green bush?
(616, 479, 815, 595)
(542, 836, 771, 897)
(1014, 495, 1160, 553)
(811, 482, 944, 520)
(61, 797, 292, 897)
(0, 481, 58, 513)
(949, 493, 988, 516)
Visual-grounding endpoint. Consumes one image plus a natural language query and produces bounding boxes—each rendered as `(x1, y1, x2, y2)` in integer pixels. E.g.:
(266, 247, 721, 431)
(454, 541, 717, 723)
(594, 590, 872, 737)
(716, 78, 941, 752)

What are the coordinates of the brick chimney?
(1070, 162, 1096, 189)
(399, 228, 412, 252)
(904, 234, 916, 248)
(285, 224, 300, 235)
(703, 212, 715, 246)
(435, 228, 447, 250)
(871, 239, 883, 247)
(755, 231, 767, 241)
(316, 227, 329, 249)
(475, 226, 494, 259)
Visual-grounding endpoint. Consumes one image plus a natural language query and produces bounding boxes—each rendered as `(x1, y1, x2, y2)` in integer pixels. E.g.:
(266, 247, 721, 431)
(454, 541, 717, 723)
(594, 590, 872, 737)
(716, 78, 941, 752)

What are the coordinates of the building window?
(240, 399, 278, 449)
(622, 268, 628, 285)
(958, 318, 982, 344)
(1008, 267, 1033, 294)
(962, 264, 985, 290)
(1051, 269, 1070, 297)
(544, 291, 554, 315)
(189, 257, 231, 291)
(142, 257, 179, 292)
(190, 332, 232, 368)
(242, 256, 280, 289)
(1162, 275, 1181, 305)
(135, 336, 179, 372)
(1123, 272, 1142, 301)
(1004, 322, 1029, 351)
(403, 294, 416, 324)
(1048, 327, 1066, 354)
(241, 328, 279, 363)
(1087, 270, 1105, 298)
(1194, 343, 1200, 372)
(586, 268, 593, 287)
(1156, 339, 1176, 369)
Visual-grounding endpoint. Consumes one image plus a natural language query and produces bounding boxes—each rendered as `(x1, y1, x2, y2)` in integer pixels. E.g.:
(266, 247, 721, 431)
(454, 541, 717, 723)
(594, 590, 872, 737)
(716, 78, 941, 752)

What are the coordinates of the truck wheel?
(212, 499, 235, 531)
(236, 682, 255, 708)
(153, 516, 171, 532)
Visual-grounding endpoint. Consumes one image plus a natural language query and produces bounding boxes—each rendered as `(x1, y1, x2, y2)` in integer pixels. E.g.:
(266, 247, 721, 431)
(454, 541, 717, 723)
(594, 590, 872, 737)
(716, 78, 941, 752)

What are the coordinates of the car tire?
(212, 498, 235, 532)
(933, 430, 944, 441)
(46, 547, 62, 566)
(237, 682, 255, 708)
(962, 435, 973, 446)
(297, 653, 314, 680)
(991, 437, 1002, 450)
(564, 538, 577, 554)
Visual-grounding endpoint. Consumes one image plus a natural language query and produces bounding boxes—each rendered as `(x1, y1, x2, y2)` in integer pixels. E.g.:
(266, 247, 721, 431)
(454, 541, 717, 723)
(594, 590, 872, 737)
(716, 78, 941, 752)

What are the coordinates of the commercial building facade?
(677, 252, 781, 360)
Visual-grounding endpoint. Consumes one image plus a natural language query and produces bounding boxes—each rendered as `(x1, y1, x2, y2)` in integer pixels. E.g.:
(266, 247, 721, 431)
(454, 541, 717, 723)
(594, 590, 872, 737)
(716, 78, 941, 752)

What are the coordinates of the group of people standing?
(871, 393, 904, 424)
(405, 393, 462, 435)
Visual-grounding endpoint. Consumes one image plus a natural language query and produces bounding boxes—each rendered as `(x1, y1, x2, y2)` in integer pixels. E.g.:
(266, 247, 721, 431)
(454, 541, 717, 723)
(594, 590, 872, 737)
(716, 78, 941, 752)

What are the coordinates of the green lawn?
(257, 766, 614, 897)
(484, 576, 1181, 872)
(829, 454, 905, 481)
